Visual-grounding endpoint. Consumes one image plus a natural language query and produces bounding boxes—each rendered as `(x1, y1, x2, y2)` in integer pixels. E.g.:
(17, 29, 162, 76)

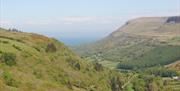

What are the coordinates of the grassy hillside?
(0, 27, 179, 91)
(73, 16, 180, 70)
(0, 28, 128, 91)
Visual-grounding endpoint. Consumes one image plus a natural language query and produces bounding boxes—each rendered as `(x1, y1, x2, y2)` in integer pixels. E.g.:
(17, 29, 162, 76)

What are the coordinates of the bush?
(66, 81, 72, 89)
(33, 70, 42, 79)
(46, 43, 57, 52)
(74, 63, 81, 70)
(3, 71, 18, 87)
(0, 50, 2, 54)
(2, 41, 9, 44)
(34, 47, 40, 52)
(1, 53, 16, 66)
(13, 44, 22, 51)
(93, 62, 103, 71)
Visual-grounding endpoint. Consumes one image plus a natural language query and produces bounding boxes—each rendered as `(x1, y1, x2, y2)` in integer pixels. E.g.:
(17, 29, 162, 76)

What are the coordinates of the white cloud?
(1, 10, 179, 33)
(61, 16, 95, 23)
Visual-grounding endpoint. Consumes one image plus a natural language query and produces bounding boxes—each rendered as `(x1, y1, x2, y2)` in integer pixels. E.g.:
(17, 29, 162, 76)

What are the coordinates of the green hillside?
(0, 27, 179, 91)
(73, 16, 180, 70)
(117, 45, 180, 70)
(0, 28, 127, 91)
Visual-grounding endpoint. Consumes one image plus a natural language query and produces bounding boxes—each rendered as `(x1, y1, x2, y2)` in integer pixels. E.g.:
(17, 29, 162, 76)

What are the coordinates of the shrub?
(45, 43, 57, 52)
(34, 47, 40, 52)
(66, 57, 81, 70)
(1, 53, 16, 66)
(3, 71, 18, 87)
(66, 81, 72, 89)
(93, 62, 103, 71)
(2, 41, 9, 44)
(74, 63, 81, 70)
(13, 44, 22, 51)
(33, 70, 42, 79)
(0, 50, 2, 54)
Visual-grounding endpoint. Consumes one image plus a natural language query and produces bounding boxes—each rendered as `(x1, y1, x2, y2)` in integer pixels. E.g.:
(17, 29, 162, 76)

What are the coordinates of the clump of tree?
(46, 43, 57, 52)
(146, 68, 179, 77)
(0, 52, 16, 66)
(8, 28, 21, 32)
(116, 45, 180, 70)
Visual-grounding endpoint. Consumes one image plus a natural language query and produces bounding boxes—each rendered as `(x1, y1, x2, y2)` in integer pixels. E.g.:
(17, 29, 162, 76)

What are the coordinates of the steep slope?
(74, 16, 180, 70)
(0, 28, 127, 91)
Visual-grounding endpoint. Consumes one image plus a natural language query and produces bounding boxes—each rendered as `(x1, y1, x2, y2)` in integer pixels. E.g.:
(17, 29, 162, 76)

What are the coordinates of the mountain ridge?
(73, 16, 180, 70)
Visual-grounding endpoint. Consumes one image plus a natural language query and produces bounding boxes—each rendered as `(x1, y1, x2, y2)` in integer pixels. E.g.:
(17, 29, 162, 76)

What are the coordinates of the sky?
(0, 0, 180, 45)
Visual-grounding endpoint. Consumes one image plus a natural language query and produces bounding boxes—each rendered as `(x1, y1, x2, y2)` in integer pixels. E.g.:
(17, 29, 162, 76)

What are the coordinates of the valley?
(1, 0, 179, 91)
(72, 16, 180, 91)
(0, 16, 180, 91)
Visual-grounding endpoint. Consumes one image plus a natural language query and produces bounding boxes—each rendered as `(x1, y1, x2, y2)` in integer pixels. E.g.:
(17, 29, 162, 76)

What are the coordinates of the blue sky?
(0, 0, 180, 45)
